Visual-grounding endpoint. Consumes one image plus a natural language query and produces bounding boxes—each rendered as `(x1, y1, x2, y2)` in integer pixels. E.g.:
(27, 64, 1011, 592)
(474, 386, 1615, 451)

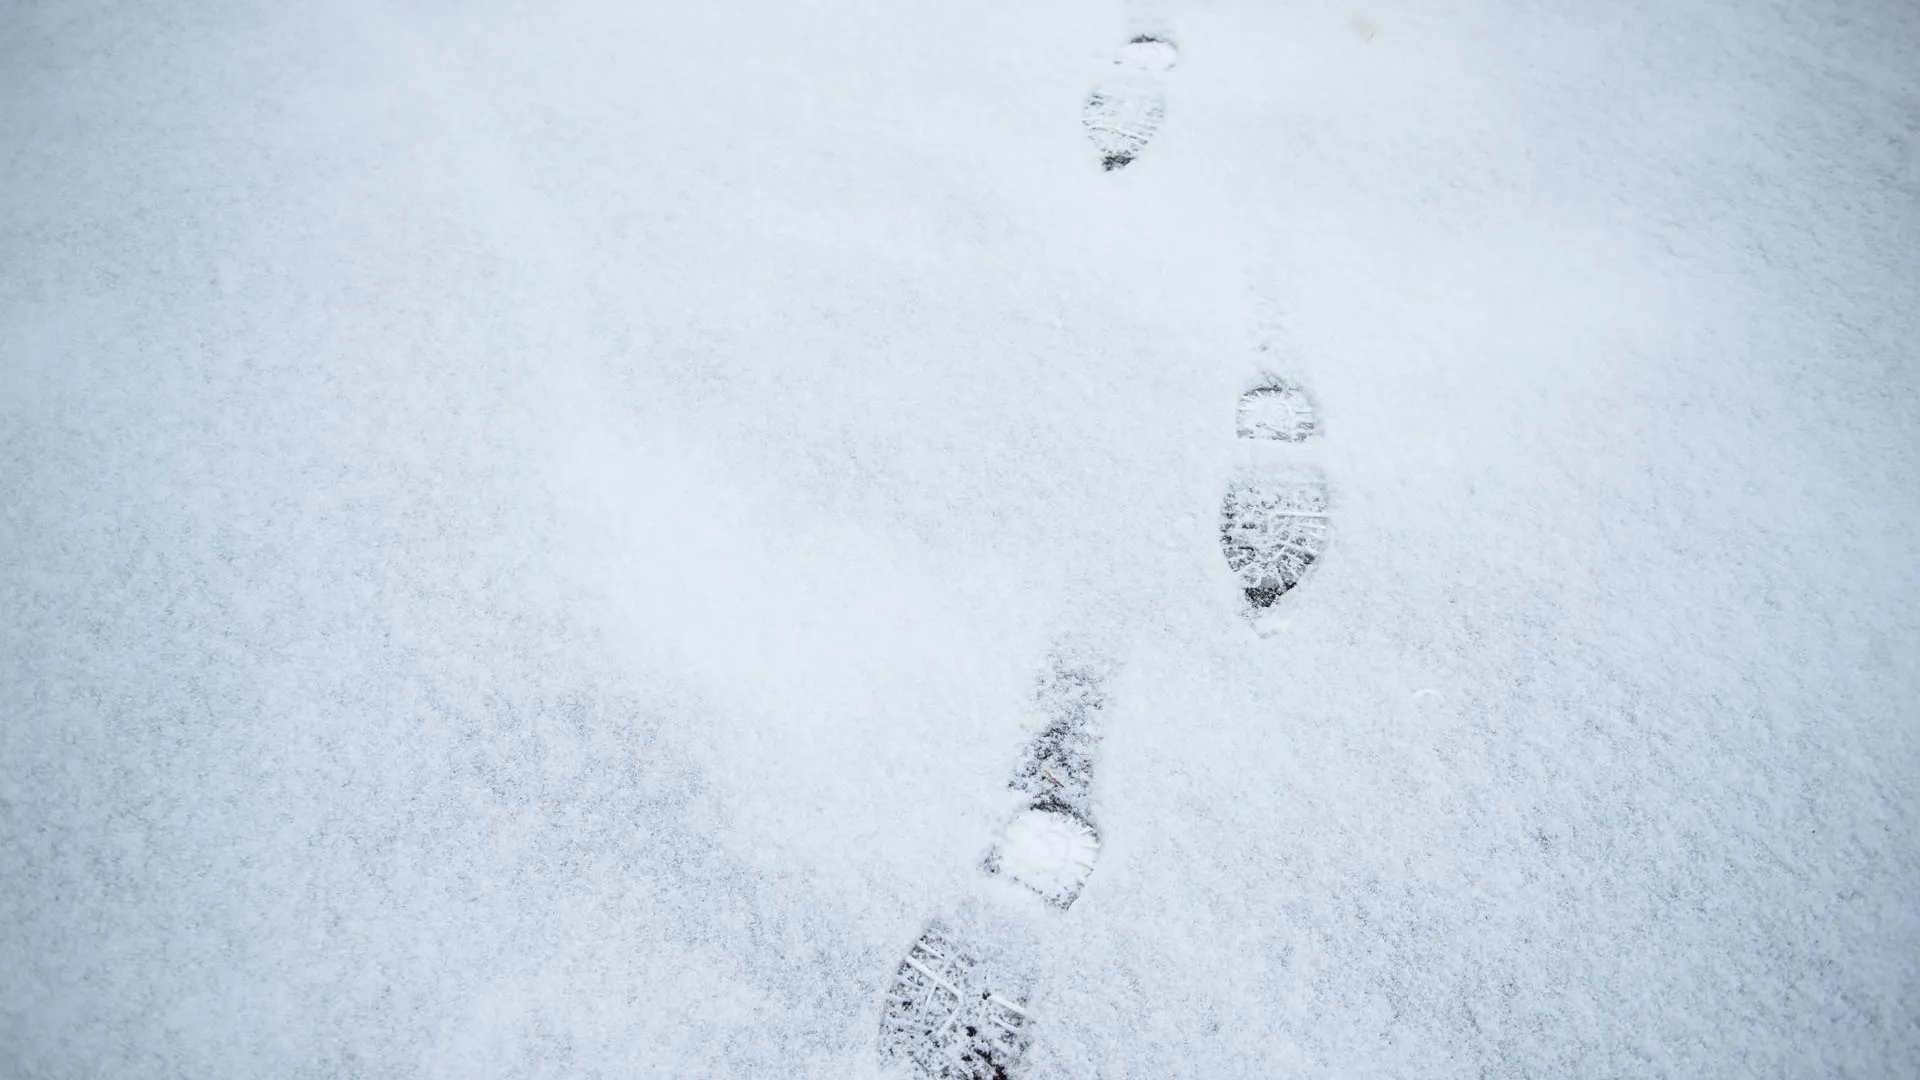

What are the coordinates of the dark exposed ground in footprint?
(1007, 656, 1105, 819)
(1222, 477, 1329, 610)
(880, 924, 1031, 1080)
(1083, 36, 1177, 171)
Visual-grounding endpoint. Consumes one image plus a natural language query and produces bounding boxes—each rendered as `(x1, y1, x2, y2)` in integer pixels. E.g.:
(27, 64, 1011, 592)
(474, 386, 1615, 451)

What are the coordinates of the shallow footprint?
(984, 648, 1111, 909)
(879, 922, 1032, 1080)
(1083, 36, 1179, 171)
(1236, 378, 1318, 442)
(1223, 372, 1329, 616)
(1222, 473, 1329, 613)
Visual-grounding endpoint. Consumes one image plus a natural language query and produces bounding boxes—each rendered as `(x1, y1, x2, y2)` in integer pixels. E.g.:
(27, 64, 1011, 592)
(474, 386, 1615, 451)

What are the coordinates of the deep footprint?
(880, 924, 1032, 1080)
(1083, 36, 1178, 170)
(984, 651, 1110, 909)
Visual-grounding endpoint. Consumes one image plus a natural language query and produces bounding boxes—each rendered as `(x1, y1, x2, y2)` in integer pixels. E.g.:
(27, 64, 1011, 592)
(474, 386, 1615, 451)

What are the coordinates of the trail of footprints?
(877, 21, 1334, 1080)
(879, 399, 1327, 1078)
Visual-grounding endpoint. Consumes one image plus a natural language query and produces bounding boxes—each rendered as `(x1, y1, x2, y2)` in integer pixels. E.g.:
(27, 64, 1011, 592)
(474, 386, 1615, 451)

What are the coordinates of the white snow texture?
(992, 809, 1101, 907)
(3, 0, 1918, 1078)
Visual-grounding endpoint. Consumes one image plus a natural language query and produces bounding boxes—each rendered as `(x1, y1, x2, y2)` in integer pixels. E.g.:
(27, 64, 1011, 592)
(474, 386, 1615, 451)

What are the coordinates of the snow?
(991, 808, 1101, 907)
(1235, 380, 1318, 442)
(3, 0, 1917, 1077)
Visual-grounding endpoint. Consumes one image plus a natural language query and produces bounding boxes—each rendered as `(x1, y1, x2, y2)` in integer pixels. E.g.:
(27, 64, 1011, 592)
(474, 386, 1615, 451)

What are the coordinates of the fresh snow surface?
(4, 0, 1918, 1077)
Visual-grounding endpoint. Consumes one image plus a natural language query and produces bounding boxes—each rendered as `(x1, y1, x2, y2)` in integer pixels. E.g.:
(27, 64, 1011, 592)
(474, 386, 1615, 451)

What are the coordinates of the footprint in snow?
(878, 647, 1113, 1079)
(983, 653, 1107, 908)
(879, 921, 1032, 1080)
(1083, 35, 1178, 171)
(1235, 377, 1318, 442)
(1223, 377, 1330, 619)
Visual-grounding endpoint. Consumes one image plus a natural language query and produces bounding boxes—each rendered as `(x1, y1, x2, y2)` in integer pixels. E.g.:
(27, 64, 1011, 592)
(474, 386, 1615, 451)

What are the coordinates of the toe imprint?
(880, 925, 1032, 1080)
(1221, 477, 1330, 610)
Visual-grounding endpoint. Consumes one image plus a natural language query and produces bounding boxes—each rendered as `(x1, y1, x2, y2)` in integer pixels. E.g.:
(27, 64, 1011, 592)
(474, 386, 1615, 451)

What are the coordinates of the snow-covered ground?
(4, 0, 1917, 1076)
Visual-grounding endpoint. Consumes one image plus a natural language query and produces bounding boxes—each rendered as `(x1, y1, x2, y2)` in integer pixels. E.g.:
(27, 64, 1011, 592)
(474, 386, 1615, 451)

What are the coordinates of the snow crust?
(3, 0, 1917, 1077)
